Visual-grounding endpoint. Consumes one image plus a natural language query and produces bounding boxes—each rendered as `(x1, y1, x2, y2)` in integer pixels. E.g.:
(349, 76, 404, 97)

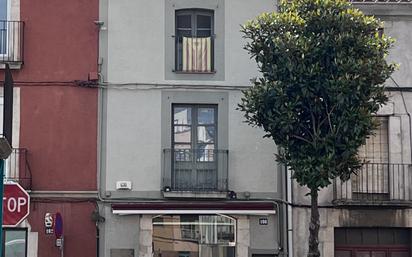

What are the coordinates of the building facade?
(1, 0, 99, 256)
(3, 0, 407, 257)
(292, 2, 412, 257)
(97, 1, 286, 257)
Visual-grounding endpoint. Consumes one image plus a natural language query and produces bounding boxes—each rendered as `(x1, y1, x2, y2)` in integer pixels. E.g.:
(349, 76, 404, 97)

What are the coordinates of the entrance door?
(335, 228, 410, 257)
(354, 250, 386, 257)
(336, 248, 409, 257)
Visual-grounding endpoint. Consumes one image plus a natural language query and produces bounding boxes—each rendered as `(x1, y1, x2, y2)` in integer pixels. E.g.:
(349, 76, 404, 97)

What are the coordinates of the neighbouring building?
(292, 1, 412, 257)
(0, 0, 99, 256)
(97, 1, 287, 257)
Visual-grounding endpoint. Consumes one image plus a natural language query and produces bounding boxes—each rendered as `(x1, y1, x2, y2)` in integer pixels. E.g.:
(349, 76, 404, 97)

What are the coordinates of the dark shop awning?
(112, 201, 277, 215)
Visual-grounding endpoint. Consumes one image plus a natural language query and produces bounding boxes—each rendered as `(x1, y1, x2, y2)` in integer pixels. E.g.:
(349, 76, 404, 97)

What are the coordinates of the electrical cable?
(0, 79, 251, 91)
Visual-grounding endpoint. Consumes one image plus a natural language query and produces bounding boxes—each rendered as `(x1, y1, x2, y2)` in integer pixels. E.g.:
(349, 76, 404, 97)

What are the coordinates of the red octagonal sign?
(3, 183, 30, 227)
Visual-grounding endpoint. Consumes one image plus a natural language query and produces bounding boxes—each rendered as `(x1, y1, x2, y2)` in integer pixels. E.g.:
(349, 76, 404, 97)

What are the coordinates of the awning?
(112, 201, 277, 215)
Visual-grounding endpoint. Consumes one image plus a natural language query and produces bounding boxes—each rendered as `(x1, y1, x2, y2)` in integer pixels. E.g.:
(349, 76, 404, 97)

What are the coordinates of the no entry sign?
(3, 183, 30, 227)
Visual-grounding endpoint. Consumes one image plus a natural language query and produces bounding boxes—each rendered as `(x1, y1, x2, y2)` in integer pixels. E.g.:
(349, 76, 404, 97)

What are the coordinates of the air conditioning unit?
(116, 181, 132, 190)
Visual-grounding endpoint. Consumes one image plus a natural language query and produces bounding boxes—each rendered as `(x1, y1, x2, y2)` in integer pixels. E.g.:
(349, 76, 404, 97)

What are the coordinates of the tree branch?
(291, 134, 313, 144)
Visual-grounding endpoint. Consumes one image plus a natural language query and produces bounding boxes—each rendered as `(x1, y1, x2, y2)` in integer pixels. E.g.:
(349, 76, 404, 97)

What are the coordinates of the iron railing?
(162, 148, 228, 192)
(4, 148, 32, 190)
(333, 163, 412, 204)
(0, 20, 24, 64)
(349, 0, 412, 3)
(175, 36, 214, 73)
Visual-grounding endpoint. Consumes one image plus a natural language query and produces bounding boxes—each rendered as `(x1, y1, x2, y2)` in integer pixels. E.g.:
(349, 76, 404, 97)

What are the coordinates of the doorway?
(335, 228, 410, 257)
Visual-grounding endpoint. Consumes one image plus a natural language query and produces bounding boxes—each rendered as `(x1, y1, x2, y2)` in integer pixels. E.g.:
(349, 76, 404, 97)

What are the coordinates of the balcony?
(162, 149, 228, 198)
(4, 148, 31, 190)
(175, 36, 215, 74)
(0, 21, 24, 65)
(333, 163, 412, 206)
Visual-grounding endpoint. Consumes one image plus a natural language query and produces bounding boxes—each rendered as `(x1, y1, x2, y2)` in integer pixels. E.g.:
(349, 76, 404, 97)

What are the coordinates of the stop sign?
(3, 182, 30, 227)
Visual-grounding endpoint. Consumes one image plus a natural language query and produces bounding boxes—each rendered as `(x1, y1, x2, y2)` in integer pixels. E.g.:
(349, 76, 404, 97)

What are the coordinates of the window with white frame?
(0, 0, 24, 64)
(153, 215, 235, 257)
(0, 0, 9, 55)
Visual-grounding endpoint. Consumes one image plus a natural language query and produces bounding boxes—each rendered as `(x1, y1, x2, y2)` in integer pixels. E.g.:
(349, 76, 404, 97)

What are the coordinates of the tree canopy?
(239, 0, 396, 191)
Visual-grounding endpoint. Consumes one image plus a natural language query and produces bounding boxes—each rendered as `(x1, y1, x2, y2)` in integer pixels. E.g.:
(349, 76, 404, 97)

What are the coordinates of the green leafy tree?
(239, 0, 395, 256)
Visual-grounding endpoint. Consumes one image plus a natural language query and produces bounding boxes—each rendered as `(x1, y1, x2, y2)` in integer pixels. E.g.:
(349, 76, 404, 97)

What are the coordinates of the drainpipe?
(286, 165, 294, 257)
(96, 223, 100, 257)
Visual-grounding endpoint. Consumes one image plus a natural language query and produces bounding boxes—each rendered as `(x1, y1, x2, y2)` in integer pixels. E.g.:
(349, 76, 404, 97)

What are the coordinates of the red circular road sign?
(3, 183, 30, 227)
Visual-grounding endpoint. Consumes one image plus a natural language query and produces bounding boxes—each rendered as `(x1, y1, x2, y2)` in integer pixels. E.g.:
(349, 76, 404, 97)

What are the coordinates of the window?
(0, 0, 24, 64)
(0, 0, 9, 55)
(353, 117, 389, 198)
(377, 27, 384, 38)
(173, 105, 217, 159)
(172, 105, 219, 190)
(358, 117, 389, 163)
(175, 9, 214, 73)
(2, 228, 27, 257)
(153, 215, 235, 257)
(161, 92, 229, 193)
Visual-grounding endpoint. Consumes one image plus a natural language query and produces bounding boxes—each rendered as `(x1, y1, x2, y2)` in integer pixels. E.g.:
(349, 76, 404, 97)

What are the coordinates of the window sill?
(0, 62, 23, 70)
(173, 70, 216, 74)
(163, 191, 227, 199)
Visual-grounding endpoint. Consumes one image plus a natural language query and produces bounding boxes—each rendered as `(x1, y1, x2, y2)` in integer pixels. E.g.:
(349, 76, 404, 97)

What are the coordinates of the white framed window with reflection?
(0, 0, 11, 56)
(153, 214, 236, 257)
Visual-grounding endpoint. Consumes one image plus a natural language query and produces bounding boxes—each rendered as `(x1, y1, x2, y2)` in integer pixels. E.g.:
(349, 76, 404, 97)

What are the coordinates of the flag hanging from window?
(182, 37, 211, 72)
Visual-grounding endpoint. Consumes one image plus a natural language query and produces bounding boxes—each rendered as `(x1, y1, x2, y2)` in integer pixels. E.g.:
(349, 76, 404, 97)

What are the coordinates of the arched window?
(175, 9, 214, 73)
(153, 214, 235, 257)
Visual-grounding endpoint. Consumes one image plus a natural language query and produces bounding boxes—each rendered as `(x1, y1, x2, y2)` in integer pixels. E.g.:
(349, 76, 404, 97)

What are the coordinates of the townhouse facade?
(1, 0, 99, 256)
(292, 1, 412, 257)
(97, 1, 286, 257)
(1, 0, 410, 257)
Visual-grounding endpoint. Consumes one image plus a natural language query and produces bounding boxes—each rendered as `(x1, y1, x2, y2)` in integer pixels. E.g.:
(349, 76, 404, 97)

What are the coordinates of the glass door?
(172, 105, 217, 191)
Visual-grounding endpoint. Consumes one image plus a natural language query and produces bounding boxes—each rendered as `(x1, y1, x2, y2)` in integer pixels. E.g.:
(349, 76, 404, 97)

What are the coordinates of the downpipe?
(286, 166, 294, 257)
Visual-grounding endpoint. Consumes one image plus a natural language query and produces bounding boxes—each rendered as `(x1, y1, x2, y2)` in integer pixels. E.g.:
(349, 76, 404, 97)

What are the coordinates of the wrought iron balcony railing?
(175, 36, 214, 73)
(333, 163, 412, 205)
(349, 0, 412, 3)
(162, 148, 228, 192)
(4, 148, 32, 190)
(0, 20, 24, 64)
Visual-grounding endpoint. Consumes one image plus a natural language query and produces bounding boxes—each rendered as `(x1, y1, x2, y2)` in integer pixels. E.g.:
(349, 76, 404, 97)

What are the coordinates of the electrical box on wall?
(116, 181, 132, 190)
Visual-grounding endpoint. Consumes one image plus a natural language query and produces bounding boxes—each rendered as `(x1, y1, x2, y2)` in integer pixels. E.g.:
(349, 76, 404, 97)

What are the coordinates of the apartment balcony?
(162, 148, 228, 198)
(0, 20, 24, 66)
(174, 36, 215, 74)
(333, 163, 412, 206)
(4, 148, 31, 190)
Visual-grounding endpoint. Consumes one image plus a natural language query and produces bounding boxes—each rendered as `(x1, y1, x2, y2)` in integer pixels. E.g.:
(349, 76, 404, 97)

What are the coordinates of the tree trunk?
(307, 189, 320, 257)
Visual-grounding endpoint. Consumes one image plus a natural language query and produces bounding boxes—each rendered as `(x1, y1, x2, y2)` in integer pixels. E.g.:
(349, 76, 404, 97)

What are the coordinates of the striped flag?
(182, 37, 211, 72)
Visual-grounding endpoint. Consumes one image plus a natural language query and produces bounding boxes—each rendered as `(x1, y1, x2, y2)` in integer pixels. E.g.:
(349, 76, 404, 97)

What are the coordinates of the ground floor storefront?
(293, 207, 412, 257)
(99, 201, 283, 257)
